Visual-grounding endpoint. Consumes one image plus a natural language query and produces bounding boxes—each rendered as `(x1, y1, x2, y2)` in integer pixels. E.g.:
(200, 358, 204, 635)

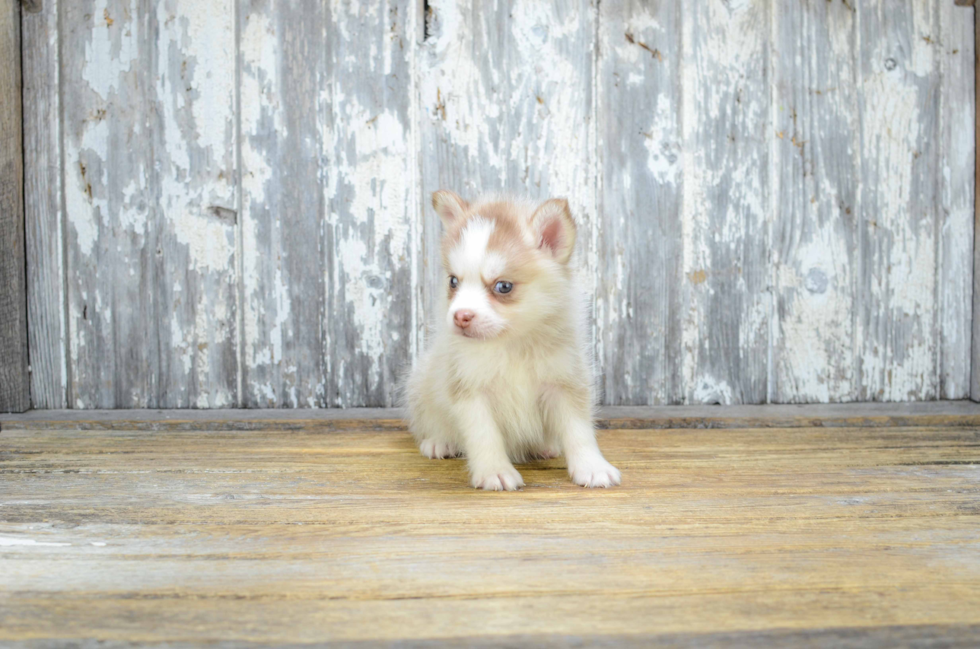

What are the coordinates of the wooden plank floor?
(1, 407, 979, 646)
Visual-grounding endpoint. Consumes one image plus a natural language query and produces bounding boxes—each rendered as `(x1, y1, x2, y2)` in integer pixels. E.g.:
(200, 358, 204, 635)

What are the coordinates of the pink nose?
(454, 310, 475, 329)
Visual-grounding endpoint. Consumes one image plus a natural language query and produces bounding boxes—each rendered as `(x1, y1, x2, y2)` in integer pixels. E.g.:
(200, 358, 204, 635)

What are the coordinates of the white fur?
(406, 195, 621, 491)
(449, 216, 495, 271)
(445, 218, 508, 339)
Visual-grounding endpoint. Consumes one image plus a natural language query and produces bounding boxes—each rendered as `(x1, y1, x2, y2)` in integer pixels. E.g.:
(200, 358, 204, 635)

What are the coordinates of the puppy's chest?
(456, 347, 558, 398)
(484, 371, 546, 438)
(485, 370, 540, 409)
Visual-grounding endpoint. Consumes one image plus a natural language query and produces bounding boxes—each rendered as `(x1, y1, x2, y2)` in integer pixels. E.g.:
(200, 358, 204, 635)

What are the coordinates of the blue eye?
(494, 281, 513, 294)
(449, 276, 458, 289)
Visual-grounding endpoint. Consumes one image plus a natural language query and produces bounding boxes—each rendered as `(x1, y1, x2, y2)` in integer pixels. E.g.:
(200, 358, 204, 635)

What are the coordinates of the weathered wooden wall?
(20, 0, 976, 408)
(1, 0, 30, 413)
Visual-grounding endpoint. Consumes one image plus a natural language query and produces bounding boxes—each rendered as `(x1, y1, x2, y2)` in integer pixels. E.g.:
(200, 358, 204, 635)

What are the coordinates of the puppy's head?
(433, 190, 577, 341)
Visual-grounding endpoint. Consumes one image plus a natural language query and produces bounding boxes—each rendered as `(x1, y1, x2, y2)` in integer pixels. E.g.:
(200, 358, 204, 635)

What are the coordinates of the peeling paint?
(27, 0, 975, 408)
(679, 0, 769, 405)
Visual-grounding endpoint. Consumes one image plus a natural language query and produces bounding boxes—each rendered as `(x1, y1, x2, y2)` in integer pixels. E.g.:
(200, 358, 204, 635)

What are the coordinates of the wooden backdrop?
(21, 0, 976, 408)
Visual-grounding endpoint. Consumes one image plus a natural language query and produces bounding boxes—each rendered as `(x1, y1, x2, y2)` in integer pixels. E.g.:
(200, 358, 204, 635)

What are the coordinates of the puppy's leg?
(454, 397, 524, 491)
(541, 387, 621, 488)
(407, 359, 461, 460)
(418, 429, 460, 460)
(412, 401, 460, 459)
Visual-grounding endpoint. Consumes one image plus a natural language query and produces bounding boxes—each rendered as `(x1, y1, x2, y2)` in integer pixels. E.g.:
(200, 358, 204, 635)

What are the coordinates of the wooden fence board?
(0, 0, 30, 413)
(22, 0, 67, 409)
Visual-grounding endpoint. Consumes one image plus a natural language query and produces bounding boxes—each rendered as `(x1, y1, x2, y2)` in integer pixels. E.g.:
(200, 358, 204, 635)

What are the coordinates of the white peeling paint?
(859, 9, 938, 401)
(34, 0, 972, 407)
(81, 0, 140, 99)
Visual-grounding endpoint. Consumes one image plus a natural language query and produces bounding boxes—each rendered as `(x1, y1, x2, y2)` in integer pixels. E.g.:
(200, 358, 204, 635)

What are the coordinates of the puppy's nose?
(453, 310, 475, 329)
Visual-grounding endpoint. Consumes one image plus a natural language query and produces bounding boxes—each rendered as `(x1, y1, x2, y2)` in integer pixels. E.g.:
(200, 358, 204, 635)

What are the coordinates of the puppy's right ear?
(432, 190, 468, 229)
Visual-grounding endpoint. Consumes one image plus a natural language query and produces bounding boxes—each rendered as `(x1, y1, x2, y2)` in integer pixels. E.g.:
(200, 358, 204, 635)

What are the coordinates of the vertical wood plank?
(62, 0, 238, 408)
(22, 0, 67, 409)
(419, 0, 596, 351)
(240, 0, 417, 408)
(62, 0, 147, 408)
(597, 0, 683, 405)
(0, 0, 30, 413)
(153, 0, 239, 407)
(679, 0, 770, 404)
(856, 1, 941, 401)
(941, 0, 975, 399)
(239, 0, 308, 407)
(972, 3, 980, 402)
(323, 0, 418, 407)
(771, 0, 859, 403)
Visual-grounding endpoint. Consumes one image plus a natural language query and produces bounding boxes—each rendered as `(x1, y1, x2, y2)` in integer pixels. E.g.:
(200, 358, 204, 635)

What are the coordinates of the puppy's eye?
(449, 276, 459, 289)
(494, 281, 513, 294)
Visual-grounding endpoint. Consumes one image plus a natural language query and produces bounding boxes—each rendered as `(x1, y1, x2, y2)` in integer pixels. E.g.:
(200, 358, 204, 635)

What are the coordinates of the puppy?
(406, 190, 621, 491)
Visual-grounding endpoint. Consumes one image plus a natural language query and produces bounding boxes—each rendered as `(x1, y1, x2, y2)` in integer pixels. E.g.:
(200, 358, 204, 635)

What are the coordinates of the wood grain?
(322, 0, 418, 407)
(1, 416, 979, 644)
(238, 0, 327, 408)
(21, 0, 67, 409)
(7, 402, 980, 432)
(239, 0, 417, 408)
(857, 2, 942, 401)
(771, 0, 859, 403)
(940, 0, 975, 399)
(0, 0, 30, 413)
(152, 0, 239, 408)
(681, 1, 770, 405)
(973, 1, 980, 402)
(597, 0, 683, 405)
(61, 0, 238, 408)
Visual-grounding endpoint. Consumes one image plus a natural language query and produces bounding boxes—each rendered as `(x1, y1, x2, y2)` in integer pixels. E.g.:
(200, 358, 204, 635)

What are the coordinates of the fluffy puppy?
(406, 190, 621, 491)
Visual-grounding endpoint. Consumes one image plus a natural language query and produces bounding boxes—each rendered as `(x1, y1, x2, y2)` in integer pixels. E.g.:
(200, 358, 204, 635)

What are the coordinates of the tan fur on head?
(531, 198, 577, 265)
(432, 190, 468, 229)
(405, 191, 621, 492)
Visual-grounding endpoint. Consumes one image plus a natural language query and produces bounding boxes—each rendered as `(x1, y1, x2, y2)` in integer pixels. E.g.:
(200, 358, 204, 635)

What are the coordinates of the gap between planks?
(4, 401, 980, 432)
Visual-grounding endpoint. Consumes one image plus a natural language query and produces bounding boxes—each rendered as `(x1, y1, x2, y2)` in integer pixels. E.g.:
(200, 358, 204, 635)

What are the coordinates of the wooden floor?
(2, 405, 980, 647)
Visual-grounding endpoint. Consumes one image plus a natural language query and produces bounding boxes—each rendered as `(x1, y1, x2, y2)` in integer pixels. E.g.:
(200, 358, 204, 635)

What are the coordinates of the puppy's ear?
(432, 190, 468, 229)
(531, 198, 577, 264)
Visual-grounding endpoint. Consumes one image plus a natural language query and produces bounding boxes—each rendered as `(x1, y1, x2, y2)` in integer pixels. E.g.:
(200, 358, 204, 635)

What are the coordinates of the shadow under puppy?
(406, 190, 621, 491)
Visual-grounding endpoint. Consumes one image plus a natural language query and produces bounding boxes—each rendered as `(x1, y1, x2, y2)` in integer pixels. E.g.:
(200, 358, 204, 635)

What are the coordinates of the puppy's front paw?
(419, 438, 459, 459)
(568, 456, 621, 488)
(470, 465, 525, 491)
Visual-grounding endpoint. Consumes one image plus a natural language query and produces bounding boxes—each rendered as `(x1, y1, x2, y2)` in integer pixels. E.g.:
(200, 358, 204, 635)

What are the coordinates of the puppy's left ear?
(531, 198, 577, 264)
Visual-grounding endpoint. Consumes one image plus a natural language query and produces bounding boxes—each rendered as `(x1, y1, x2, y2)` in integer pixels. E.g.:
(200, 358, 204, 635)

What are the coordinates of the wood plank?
(679, 0, 770, 404)
(22, 0, 67, 409)
(61, 0, 238, 408)
(1, 422, 978, 644)
(239, 0, 417, 408)
(7, 402, 980, 432)
(596, 0, 683, 405)
(856, 1, 942, 401)
(0, 0, 30, 413)
(973, 0, 980, 402)
(152, 0, 239, 407)
(238, 0, 327, 408)
(771, 0, 859, 403)
(323, 0, 418, 407)
(418, 0, 596, 348)
(1, 627, 979, 649)
(941, 0, 976, 399)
